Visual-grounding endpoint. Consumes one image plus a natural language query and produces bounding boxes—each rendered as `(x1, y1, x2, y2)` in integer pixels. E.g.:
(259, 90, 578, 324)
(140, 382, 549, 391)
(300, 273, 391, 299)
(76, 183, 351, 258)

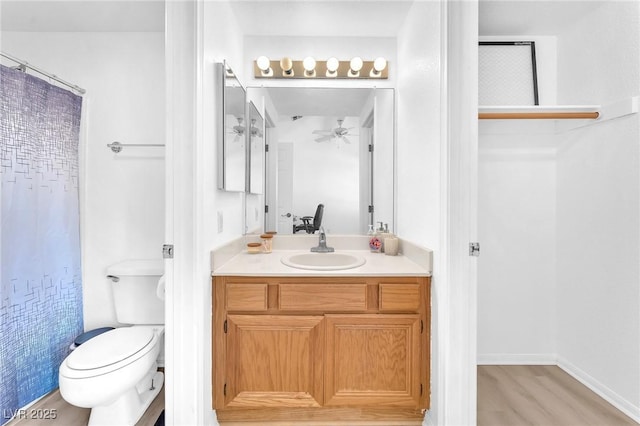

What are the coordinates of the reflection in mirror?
(215, 62, 246, 191)
(249, 87, 394, 235)
(247, 101, 264, 194)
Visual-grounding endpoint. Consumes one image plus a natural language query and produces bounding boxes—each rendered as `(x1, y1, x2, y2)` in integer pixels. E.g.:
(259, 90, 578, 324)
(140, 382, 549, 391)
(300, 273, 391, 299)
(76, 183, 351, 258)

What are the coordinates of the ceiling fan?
(312, 119, 357, 144)
(250, 118, 263, 138)
(227, 116, 245, 142)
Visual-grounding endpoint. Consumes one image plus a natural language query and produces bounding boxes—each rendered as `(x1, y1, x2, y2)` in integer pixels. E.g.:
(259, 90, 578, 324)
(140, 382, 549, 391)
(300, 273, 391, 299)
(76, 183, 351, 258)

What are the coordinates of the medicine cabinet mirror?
(215, 62, 246, 192)
(246, 87, 394, 235)
(247, 101, 264, 194)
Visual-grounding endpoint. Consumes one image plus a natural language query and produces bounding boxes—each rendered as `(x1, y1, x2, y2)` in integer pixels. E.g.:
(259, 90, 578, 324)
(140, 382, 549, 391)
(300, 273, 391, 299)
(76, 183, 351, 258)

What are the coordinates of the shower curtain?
(0, 64, 83, 423)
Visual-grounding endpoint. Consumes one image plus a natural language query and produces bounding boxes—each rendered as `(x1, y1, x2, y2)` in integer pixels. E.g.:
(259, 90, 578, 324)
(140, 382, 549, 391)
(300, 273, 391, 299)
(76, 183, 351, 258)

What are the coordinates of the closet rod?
(107, 141, 165, 153)
(1, 51, 86, 95)
(479, 111, 600, 120)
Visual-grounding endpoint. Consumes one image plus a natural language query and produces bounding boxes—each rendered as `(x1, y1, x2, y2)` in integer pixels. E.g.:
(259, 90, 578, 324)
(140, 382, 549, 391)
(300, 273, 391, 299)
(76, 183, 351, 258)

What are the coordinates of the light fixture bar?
(253, 58, 388, 79)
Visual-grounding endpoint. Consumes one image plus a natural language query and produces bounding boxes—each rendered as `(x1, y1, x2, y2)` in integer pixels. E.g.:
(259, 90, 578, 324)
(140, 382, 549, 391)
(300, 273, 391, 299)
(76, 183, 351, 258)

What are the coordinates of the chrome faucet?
(311, 227, 334, 253)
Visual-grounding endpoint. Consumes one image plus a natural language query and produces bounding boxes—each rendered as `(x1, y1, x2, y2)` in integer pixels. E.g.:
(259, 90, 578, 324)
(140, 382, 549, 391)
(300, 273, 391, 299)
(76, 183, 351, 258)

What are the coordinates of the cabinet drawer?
(279, 283, 367, 311)
(226, 283, 268, 311)
(379, 283, 421, 312)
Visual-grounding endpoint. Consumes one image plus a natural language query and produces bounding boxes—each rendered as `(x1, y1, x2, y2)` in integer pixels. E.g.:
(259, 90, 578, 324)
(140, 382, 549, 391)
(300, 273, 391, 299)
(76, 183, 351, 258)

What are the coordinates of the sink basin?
(281, 252, 366, 271)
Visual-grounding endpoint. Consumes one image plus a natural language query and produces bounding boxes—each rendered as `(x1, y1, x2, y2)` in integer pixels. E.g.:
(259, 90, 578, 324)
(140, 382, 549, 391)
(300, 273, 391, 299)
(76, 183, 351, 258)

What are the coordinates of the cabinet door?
(324, 314, 422, 408)
(224, 315, 324, 408)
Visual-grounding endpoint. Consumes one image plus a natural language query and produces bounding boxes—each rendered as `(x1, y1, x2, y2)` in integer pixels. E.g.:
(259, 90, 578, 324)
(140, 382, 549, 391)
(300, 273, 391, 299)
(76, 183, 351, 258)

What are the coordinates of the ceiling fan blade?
(312, 129, 332, 134)
(315, 135, 333, 143)
(342, 136, 352, 144)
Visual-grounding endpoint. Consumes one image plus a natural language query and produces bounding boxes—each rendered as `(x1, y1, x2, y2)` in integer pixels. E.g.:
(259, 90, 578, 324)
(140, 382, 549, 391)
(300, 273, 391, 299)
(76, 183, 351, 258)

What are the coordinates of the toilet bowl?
(59, 325, 164, 426)
(59, 259, 165, 425)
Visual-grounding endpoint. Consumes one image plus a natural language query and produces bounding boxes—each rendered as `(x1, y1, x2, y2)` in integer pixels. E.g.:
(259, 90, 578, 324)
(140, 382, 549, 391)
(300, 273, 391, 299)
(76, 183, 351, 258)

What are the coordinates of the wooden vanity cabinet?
(213, 276, 431, 424)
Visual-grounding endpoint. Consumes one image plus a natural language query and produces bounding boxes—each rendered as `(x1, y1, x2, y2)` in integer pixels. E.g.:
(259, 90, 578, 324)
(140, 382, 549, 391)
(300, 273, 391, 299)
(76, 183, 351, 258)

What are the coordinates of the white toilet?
(59, 260, 165, 426)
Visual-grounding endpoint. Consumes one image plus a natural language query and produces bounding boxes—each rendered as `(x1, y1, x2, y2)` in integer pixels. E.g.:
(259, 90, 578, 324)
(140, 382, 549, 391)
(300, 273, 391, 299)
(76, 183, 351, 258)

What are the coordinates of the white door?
(277, 142, 294, 234)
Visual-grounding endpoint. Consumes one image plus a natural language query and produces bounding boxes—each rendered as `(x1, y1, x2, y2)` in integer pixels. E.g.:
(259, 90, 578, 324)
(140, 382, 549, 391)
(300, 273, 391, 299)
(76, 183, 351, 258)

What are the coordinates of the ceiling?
(479, 1, 603, 36)
(264, 87, 376, 118)
(1, 1, 165, 32)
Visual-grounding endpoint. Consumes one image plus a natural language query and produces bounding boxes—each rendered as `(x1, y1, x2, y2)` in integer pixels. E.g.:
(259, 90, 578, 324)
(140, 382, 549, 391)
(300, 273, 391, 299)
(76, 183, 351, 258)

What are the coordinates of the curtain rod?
(1, 51, 86, 95)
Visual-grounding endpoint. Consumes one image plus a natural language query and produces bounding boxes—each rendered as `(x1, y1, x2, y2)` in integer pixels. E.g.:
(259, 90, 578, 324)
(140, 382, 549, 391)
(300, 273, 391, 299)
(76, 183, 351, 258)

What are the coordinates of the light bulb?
(303, 57, 316, 72)
(373, 57, 387, 72)
(256, 55, 273, 77)
(350, 57, 363, 72)
(349, 57, 363, 77)
(326, 57, 339, 73)
(303, 57, 316, 77)
(280, 57, 293, 76)
(370, 57, 387, 77)
(256, 56, 270, 71)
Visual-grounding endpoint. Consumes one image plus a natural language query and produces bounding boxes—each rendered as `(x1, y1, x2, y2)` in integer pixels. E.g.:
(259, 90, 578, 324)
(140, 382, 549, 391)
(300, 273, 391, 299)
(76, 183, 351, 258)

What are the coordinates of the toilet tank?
(107, 260, 164, 325)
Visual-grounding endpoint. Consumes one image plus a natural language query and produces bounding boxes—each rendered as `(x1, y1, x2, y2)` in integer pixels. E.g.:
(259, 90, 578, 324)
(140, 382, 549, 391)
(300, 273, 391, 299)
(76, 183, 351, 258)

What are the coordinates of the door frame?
(436, 1, 479, 425)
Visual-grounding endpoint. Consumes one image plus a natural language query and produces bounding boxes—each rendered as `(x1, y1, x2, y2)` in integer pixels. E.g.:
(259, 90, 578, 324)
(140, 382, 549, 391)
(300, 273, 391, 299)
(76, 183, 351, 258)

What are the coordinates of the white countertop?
(211, 235, 432, 277)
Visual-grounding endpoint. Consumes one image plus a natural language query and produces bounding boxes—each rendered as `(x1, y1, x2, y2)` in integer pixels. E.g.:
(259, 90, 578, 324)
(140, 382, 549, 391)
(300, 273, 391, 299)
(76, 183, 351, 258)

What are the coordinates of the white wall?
(396, 1, 442, 249)
(396, 1, 442, 424)
(477, 35, 558, 362)
(203, 1, 246, 246)
(555, 1, 640, 419)
(1, 32, 165, 331)
(477, 133, 557, 363)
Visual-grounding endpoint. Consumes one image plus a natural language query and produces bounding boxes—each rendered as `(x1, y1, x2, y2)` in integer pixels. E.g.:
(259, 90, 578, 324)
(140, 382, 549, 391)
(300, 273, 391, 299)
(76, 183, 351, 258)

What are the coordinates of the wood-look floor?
(478, 365, 639, 426)
(6, 365, 638, 426)
(5, 385, 164, 426)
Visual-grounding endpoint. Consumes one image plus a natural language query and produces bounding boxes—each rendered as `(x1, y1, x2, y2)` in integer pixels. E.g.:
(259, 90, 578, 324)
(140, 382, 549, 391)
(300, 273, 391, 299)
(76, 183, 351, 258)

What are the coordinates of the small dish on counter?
(246, 242, 262, 254)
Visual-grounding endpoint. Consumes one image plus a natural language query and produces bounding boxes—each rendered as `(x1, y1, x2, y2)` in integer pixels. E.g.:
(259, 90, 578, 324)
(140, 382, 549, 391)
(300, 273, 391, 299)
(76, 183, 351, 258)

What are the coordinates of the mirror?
(247, 101, 265, 194)
(247, 87, 394, 235)
(216, 62, 246, 192)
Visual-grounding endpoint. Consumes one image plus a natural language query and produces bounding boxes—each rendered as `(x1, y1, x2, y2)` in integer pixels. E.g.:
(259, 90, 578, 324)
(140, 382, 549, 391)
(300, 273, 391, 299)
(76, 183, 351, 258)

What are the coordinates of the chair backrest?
(313, 204, 324, 230)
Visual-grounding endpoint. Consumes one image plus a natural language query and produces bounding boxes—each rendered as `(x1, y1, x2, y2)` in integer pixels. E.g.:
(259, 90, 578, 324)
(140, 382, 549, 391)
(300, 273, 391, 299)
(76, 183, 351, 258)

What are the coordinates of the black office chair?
(293, 204, 324, 234)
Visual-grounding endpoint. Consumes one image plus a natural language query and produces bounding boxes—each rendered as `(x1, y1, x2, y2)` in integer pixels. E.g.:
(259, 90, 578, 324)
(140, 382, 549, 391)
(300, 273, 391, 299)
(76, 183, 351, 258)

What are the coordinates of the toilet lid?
(67, 327, 154, 370)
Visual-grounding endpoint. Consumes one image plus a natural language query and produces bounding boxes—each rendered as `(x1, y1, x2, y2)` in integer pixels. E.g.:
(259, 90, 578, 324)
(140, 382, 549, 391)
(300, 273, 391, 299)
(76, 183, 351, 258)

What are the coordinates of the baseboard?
(477, 353, 557, 365)
(557, 356, 640, 424)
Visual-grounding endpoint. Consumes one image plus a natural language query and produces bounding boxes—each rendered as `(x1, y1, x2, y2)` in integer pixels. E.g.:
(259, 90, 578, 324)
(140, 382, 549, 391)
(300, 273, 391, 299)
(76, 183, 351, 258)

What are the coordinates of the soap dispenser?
(378, 222, 393, 253)
(380, 223, 398, 255)
(367, 224, 375, 235)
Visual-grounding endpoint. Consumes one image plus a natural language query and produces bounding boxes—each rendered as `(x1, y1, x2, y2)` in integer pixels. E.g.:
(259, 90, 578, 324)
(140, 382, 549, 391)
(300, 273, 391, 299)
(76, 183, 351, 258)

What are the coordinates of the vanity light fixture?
(280, 57, 294, 76)
(303, 56, 316, 77)
(253, 57, 388, 79)
(256, 55, 273, 77)
(349, 57, 363, 77)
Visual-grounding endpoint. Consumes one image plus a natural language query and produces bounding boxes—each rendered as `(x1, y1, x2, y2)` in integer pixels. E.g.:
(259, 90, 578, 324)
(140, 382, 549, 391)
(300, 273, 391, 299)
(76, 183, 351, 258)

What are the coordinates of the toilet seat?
(61, 327, 158, 379)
